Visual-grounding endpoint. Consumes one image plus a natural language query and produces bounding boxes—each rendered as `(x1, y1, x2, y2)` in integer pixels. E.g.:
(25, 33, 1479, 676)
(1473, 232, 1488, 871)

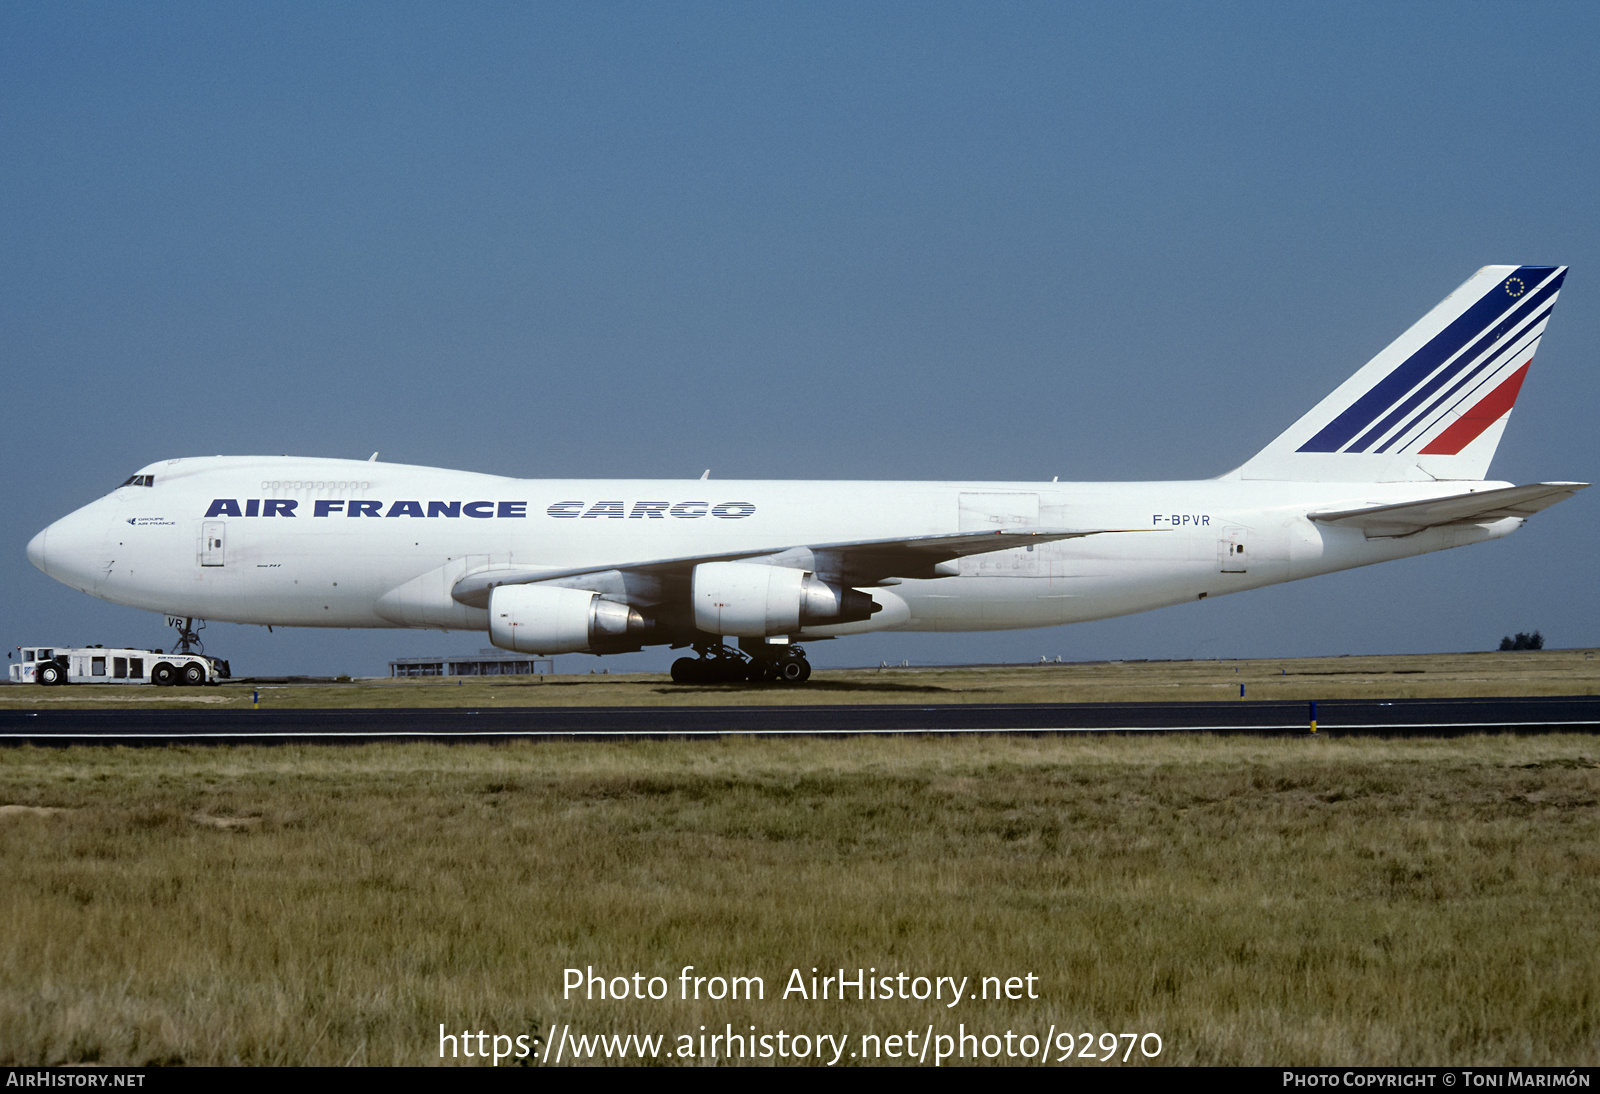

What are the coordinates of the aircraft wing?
(450, 527, 1154, 607)
(1308, 482, 1588, 538)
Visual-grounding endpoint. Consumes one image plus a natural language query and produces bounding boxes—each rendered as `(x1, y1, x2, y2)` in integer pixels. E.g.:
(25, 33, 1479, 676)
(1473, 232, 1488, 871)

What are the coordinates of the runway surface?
(2, 696, 1599, 744)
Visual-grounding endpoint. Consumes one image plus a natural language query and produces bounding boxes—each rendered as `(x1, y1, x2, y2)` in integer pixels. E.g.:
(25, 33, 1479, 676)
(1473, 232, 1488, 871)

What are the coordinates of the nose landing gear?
(169, 616, 203, 656)
(162, 616, 230, 682)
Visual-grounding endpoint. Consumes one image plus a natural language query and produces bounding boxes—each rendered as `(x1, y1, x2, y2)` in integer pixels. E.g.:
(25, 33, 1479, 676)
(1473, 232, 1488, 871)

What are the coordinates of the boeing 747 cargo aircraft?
(28, 265, 1586, 682)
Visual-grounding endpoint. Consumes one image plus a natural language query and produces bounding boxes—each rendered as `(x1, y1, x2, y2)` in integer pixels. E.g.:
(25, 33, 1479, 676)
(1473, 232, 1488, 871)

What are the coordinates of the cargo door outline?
(1219, 526, 1247, 573)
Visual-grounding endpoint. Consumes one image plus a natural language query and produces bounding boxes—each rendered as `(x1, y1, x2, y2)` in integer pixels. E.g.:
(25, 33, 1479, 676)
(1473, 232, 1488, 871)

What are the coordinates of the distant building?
(389, 648, 555, 678)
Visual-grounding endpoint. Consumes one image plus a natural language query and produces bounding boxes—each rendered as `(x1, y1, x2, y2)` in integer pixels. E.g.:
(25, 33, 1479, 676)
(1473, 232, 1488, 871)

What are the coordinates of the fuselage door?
(201, 521, 225, 567)
(1219, 526, 1247, 573)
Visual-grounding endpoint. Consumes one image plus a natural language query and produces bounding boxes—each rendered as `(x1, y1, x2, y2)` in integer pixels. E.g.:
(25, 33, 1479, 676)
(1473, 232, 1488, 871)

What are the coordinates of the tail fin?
(1227, 265, 1567, 482)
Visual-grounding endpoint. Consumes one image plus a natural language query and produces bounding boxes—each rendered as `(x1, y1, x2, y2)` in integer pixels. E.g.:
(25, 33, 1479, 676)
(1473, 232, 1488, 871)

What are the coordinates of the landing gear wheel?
(670, 657, 700, 684)
(775, 656, 811, 684)
(180, 662, 207, 686)
(151, 662, 177, 687)
(36, 663, 64, 686)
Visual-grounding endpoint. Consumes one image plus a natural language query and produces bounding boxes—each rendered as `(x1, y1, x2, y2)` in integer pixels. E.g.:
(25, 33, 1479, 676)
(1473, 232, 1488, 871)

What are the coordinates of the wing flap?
(1308, 482, 1587, 537)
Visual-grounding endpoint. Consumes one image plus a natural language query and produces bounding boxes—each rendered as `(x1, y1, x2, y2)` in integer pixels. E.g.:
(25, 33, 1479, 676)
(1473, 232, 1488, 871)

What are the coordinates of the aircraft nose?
(26, 527, 47, 573)
(28, 504, 113, 592)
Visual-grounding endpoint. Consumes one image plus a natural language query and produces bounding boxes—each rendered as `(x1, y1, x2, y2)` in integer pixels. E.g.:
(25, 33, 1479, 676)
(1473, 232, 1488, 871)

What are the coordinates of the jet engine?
(692, 561, 879, 637)
(489, 584, 650, 654)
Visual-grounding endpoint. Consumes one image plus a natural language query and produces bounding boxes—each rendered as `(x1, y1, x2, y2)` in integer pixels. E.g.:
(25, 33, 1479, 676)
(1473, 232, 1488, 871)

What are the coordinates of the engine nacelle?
(692, 562, 879, 637)
(488, 584, 649, 654)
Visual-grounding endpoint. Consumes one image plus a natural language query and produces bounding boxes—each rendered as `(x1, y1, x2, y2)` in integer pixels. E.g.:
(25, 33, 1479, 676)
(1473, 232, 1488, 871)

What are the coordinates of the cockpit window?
(119, 474, 155, 488)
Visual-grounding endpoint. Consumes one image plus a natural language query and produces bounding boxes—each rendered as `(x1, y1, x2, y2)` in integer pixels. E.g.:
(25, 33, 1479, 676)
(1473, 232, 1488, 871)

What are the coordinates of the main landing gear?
(669, 643, 812, 685)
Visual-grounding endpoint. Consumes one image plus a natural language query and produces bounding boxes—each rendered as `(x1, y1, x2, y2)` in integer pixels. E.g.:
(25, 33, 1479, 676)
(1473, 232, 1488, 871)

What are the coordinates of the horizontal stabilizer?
(1309, 482, 1587, 537)
(451, 527, 1153, 607)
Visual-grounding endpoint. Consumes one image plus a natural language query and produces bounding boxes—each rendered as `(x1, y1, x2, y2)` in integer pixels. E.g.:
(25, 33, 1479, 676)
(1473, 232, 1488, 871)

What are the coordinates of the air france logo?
(205, 499, 526, 518)
(202, 499, 757, 520)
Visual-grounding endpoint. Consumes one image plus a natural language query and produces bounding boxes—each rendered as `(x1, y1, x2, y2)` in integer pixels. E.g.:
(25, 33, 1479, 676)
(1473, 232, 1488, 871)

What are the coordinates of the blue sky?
(5, 3, 1597, 675)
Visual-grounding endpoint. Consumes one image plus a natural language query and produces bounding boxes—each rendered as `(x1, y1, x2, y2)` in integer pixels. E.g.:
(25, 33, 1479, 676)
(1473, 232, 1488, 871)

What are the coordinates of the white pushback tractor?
(10, 645, 229, 687)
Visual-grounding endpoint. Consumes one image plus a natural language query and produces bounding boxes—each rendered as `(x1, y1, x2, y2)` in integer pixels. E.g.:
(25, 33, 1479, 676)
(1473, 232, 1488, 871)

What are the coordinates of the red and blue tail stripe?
(1297, 266, 1564, 454)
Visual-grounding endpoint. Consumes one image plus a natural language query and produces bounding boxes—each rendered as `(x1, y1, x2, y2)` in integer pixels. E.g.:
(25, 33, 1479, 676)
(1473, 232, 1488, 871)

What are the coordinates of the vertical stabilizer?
(1226, 265, 1566, 482)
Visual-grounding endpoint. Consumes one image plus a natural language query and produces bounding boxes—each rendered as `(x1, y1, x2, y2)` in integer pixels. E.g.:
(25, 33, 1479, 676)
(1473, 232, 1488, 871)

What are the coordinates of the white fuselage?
(27, 456, 1520, 645)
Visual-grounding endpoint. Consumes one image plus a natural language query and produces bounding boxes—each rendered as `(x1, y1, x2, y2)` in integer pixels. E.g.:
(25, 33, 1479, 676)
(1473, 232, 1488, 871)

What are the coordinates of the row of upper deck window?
(263, 481, 372, 491)
(116, 475, 380, 490)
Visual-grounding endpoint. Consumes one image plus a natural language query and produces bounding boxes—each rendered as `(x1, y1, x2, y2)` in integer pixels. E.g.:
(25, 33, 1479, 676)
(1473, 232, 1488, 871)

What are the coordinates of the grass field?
(2, 734, 1597, 1066)
(3, 648, 1597, 710)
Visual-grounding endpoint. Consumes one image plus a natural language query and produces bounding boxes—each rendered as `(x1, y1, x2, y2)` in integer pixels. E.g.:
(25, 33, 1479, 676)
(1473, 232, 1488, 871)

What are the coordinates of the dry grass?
(3, 649, 1598, 710)
(1, 735, 1597, 1065)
